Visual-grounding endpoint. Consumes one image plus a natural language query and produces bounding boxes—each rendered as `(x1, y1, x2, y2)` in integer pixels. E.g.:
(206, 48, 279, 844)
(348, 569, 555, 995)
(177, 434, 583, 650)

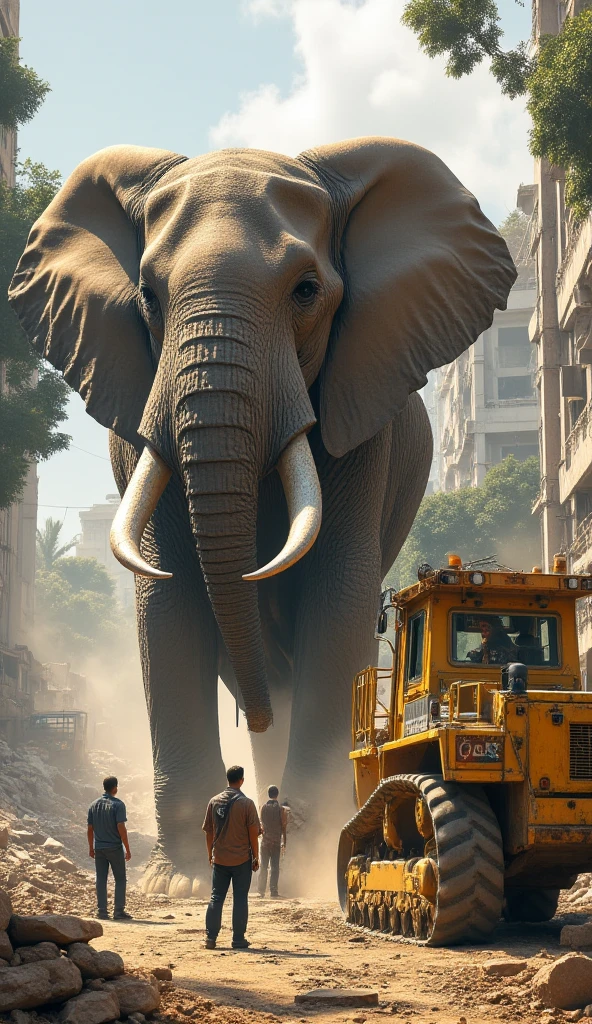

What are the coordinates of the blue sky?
(18, 0, 532, 538)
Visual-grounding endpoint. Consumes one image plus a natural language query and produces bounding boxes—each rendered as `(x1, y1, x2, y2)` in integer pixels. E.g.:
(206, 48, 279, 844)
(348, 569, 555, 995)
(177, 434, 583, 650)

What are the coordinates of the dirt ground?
(86, 891, 592, 1024)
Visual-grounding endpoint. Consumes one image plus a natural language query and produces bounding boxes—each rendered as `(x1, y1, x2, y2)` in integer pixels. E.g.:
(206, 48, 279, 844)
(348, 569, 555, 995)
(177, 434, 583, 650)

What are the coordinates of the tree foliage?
(386, 456, 541, 591)
(36, 554, 122, 660)
(0, 160, 70, 509)
(402, 1, 592, 216)
(36, 517, 78, 569)
(0, 36, 49, 132)
(528, 9, 592, 221)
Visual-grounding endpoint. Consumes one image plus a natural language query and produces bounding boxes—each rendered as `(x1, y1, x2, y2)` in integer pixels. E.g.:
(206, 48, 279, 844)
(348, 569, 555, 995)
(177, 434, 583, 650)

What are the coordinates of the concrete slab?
(294, 988, 379, 1007)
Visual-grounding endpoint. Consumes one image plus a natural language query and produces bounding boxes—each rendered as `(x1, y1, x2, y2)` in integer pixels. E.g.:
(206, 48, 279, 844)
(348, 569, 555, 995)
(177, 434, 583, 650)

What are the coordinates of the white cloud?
(211, 0, 532, 224)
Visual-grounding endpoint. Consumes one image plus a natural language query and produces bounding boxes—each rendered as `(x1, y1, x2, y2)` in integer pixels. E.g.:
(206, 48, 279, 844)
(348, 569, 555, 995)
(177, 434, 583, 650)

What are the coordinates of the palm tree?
(36, 517, 78, 570)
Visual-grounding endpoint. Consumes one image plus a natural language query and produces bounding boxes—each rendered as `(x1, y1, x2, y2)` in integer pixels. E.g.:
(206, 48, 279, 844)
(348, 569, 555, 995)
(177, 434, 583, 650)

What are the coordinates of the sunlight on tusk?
(110, 446, 173, 579)
(243, 432, 322, 582)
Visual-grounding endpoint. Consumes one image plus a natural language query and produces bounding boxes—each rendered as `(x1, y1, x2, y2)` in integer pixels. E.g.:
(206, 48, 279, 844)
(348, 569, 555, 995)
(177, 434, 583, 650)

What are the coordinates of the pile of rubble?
(473, 953, 592, 1019)
(563, 874, 592, 912)
(0, 887, 161, 1022)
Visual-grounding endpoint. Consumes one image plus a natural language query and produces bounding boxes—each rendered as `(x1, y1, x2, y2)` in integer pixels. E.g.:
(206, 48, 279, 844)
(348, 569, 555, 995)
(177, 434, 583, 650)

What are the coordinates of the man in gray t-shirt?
(87, 776, 132, 921)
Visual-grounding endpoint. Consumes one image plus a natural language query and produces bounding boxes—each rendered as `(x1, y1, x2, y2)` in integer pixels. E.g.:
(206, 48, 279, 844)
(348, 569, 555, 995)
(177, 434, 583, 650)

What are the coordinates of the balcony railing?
(564, 400, 592, 470)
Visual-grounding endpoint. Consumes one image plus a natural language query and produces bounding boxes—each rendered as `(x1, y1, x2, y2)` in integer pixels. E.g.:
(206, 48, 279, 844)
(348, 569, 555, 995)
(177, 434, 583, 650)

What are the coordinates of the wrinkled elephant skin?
(9, 139, 516, 895)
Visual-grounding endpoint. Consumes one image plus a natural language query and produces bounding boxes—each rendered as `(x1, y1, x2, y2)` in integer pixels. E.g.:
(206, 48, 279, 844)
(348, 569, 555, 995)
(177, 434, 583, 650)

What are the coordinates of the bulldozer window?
(405, 610, 425, 687)
(451, 612, 559, 667)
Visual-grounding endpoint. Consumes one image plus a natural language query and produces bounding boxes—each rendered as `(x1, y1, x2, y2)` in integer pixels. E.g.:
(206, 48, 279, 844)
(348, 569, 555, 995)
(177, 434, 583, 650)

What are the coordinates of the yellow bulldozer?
(338, 554, 592, 945)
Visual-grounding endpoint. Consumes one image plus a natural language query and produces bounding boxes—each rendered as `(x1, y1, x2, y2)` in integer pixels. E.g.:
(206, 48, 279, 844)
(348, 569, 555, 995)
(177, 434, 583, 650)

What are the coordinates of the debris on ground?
(532, 952, 592, 1010)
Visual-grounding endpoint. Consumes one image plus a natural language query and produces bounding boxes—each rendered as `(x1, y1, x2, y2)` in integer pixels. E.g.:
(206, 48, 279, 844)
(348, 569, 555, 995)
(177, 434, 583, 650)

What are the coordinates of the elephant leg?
(280, 435, 389, 881)
(134, 473, 225, 897)
(250, 686, 292, 804)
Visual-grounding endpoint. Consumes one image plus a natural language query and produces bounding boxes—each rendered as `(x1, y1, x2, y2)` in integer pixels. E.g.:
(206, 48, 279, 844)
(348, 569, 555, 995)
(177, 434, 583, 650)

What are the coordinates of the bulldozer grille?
(570, 723, 592, 779)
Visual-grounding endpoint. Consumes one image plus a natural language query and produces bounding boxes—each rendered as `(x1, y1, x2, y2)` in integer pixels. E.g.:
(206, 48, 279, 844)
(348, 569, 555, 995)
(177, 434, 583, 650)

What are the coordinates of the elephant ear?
(8, 145, 187, 448)
(299, 137, 516, 458)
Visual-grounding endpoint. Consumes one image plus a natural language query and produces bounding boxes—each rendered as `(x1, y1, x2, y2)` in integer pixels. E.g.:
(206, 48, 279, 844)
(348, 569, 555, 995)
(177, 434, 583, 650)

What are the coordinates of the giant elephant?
(9, 138, 515, 895)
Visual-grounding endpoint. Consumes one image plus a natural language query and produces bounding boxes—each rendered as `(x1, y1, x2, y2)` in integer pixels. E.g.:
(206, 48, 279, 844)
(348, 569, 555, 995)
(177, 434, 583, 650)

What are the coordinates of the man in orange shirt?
(202, 765, 260, 950)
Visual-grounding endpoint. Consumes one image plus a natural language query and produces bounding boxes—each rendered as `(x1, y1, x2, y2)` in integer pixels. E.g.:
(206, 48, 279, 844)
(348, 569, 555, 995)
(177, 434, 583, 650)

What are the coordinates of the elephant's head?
(8, 138, 516, 732)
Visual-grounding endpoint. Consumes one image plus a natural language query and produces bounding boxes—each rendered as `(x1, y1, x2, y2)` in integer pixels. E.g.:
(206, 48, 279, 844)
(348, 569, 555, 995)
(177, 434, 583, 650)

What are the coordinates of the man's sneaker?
(96, 911, 109, 920)
(232, 938, 250, 949)
(204, 938, 216, 949)
(270, 893, 282, 898)
(113, 910, 133, 921)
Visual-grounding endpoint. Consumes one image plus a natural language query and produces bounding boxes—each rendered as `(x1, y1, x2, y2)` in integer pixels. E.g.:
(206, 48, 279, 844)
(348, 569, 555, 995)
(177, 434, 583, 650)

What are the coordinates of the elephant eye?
(293, 279, 318, 306)
(139, 284, 161, 322)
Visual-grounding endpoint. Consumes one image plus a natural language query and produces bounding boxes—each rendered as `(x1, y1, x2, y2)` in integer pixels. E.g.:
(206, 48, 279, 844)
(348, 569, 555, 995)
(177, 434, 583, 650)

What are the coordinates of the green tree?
(36, 556, 121, 659)
(402, 2, 592, 218)
(387, 456, 541, 590)
(0, 161, 70, 509)
(36, 517, 78, 569)
(0, 35, 49, 131)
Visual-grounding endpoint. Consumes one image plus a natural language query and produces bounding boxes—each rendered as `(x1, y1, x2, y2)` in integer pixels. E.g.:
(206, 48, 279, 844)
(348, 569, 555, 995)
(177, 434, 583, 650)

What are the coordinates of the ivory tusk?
(243, 432, 322, 581)
(110, 446, 173, 579)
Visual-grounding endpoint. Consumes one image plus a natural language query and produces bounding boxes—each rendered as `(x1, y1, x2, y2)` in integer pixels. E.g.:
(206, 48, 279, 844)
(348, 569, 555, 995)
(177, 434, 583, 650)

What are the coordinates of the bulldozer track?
(338, 773, 504, 946)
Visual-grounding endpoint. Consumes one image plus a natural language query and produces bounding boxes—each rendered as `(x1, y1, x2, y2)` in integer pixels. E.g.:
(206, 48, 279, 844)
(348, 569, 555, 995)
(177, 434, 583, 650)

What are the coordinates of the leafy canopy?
(402, 2, 592, 217)
(0, 36, 49, 132)
(0, 160, 70, 510)
(387, 456, 541, 591)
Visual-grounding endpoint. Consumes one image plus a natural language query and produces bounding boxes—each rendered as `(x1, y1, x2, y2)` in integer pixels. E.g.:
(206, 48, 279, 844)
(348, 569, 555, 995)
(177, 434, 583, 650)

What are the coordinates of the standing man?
(258, 785, 287, 899)
(87, 776, 132, 921)
(202, 765, 260, 950)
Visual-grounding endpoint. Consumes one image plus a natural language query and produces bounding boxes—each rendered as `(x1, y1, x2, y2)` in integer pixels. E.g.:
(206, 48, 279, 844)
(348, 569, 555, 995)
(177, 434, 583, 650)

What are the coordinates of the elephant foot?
(140, 847, 209, 898)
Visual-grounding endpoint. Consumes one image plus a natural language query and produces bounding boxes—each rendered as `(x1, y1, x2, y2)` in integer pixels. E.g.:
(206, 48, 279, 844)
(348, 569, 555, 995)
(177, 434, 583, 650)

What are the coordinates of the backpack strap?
(212, 791, 241, 847)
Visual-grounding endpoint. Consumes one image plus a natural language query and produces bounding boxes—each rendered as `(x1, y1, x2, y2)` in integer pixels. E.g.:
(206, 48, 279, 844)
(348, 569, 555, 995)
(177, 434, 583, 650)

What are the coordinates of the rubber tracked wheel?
(503, 887, 560, 923)
(338, 773, 504, 946)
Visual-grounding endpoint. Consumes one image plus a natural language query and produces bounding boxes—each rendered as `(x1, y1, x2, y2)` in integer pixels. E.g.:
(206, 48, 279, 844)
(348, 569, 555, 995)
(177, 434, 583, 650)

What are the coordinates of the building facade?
(528, 0, 592, 684)
(434, 275, 538, 492)
(76, 495, 134, 609)
(0, 0, 41, 736)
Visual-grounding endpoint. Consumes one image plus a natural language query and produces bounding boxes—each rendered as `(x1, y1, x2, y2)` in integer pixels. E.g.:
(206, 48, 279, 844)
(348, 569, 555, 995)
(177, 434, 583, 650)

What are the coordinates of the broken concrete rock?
(42, 838, 64, 852)
(0, 889, 12, 931)
(533, 953, 592, 1010)
(48, 857, 77, 874)
(9, 914, 102, 947)
(0, 956, 82, 1010)
(294, 989, 379, 1007)
(104, 976, 160, 1015)
(18, 942, 61, 964)
(482, 958, 527, 977)
(59, 988, 120, 1024)
(25, 877, 57, 895)
(149, 968, 172, 982)
(562, 924, 592, 949)
(67, 944, 124, 980)
(10, 1010, 32, 1024)
(0, 932, 13, 961)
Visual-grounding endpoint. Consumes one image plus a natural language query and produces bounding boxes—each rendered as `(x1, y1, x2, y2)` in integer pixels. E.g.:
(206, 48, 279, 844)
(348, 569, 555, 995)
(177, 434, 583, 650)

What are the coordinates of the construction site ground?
(1, 739, 592, 1024)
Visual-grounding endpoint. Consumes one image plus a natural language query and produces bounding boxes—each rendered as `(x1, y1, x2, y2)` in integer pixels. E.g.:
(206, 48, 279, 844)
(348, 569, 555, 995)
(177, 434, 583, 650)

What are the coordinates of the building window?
(500, 444, 539, 461)
(498, 375, 533, 400)
(497, 326, 531, 368)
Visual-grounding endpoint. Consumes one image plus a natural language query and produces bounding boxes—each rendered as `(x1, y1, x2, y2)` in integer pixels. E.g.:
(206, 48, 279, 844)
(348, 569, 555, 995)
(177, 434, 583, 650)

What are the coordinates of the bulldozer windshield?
(451, 612, 559, 668)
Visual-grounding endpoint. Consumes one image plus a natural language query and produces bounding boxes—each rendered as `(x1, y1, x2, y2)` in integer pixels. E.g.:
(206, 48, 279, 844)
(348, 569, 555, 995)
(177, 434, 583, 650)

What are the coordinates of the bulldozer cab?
(341, 555, 592, 946)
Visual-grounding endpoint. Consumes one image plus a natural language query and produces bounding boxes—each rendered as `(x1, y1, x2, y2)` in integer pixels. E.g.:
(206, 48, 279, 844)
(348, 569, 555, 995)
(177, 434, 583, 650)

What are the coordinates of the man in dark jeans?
(87, 776, 132, 921)
(202, 765, 260, 950)
(258, 785, 287, 898)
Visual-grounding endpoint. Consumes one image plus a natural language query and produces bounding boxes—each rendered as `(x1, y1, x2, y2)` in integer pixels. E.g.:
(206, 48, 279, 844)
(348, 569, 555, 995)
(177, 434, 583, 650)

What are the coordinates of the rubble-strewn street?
(1, 744, 592, 1024)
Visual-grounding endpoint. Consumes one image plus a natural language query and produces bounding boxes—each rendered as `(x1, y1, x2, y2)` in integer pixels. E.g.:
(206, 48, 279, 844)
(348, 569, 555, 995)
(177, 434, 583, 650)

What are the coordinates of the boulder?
(25, 877, 56, 895)
(18, 942, 61, 964)
(562, 924, 592, 949)
(104, 977, 160, 1015)
(48, 857, 76, 874)
(67, 944, 124, 980)
(9, 915, 103, 947)
(294, 989, 379, 1007)
(0, 890, 12, 931)
(42, 838, 64, 852)
(533, 953, 592, 1010)
(0, 957, 82, 1010)
(0, 933, 12, 961)
(482, 958, 528, 977)
(59, 989, 120, 1024)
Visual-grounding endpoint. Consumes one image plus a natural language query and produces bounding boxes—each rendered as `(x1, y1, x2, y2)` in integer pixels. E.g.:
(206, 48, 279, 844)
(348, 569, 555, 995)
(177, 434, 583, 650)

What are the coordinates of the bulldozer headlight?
(468, 571, 484, 585)
(440, 571, 458, 584)
(582, 578, 592, 590)
(566, 577, 579, 589)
